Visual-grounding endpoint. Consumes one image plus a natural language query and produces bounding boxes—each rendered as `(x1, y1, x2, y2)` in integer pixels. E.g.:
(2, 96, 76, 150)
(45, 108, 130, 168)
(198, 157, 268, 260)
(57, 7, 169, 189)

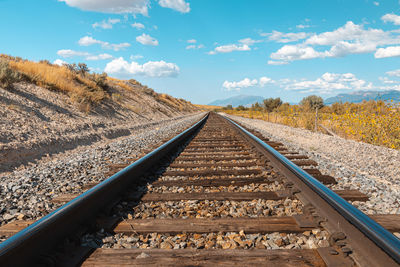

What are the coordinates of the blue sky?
(1, 0, 400, 104)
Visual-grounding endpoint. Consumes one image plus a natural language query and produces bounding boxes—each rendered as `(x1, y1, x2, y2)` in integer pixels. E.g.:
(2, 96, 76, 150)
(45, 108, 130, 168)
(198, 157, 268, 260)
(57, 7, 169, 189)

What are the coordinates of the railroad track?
(0, 112, 399, 266)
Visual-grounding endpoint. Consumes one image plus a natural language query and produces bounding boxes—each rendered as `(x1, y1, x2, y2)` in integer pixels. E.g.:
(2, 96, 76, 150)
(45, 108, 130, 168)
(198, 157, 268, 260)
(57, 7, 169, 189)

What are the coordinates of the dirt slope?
(0, 79, 198, 172)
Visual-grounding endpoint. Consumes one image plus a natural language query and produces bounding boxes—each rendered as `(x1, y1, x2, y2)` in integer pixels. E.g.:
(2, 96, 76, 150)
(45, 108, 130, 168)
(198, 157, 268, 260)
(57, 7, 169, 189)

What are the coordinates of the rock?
(318, 240, 330, 247)
(136, 252, 150, 259)
(205, 240, 215, 249)
(274, 238, 284, 247)
(303, 231, 311, 237)
(221, 241, 231, 249)
(306, 239, 318, 249)
(16, 213, 25, 220)
(160, 241, 173, 249)
(3, 214, 14, 220)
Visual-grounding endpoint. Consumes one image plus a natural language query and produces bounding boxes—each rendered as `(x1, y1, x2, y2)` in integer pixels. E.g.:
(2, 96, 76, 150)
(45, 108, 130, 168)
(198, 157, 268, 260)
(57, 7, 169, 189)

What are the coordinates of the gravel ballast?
(223, 113, 400, 215)
(0, 113, 205, 227)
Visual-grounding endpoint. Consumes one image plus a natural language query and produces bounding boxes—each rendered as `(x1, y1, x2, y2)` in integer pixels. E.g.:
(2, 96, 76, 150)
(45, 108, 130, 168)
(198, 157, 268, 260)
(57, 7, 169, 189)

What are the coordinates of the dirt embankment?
(0, 80, 199, 172)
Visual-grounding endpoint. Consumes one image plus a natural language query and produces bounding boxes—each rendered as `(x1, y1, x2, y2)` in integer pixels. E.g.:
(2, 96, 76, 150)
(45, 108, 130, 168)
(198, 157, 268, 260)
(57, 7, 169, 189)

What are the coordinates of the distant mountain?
(325, 90, 400, 105)
(209, 95, 264, 107)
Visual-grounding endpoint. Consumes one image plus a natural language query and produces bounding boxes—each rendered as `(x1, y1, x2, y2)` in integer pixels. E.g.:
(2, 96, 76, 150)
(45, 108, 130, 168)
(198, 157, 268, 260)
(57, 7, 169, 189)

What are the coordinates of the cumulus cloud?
(57, 49, 113, 61)
(58, 0, 149, 16)
(158, 0, 190, 13)
(78, 36, 130, 51)
(296, 24, 310, 29)
(92, 18, 120, 29)
(105, 57, 179, 78)
(131, 22, 145, 29)
(373, 2, 379, 6)
(222, 77, 274, 91)
(270, 45, 328, 62)
(86, 53, 113, 60)
(375, 46, 400, 58)
(386, 69, 400, 77)
(239, 38, 262, 46)
(53, 59, 67, 66)
(187, 39, 197, 43)
(186, 44, 204, 50)
(285, 72, 372, 94)
(136, 33, 159, 46)
(381, 13, 400, 25)
(266, 31, 310, 43)
(269, 21, 400, 64)
(57, 49, 90, 58)
(208, 44, 251, 55)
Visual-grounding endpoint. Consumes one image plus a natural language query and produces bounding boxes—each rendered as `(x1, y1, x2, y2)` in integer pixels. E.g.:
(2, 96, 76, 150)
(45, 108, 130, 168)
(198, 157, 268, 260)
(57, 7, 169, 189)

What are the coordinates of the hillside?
(209, 95, 264, 107)
(325, 90, 400, 105)
(0, 55, 199, 172)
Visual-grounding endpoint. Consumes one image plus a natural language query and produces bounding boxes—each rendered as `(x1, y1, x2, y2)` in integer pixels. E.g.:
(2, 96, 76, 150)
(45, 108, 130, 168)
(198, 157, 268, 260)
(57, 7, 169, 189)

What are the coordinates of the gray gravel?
(0, 113, 205, 226)
(223, 113, 400, 215)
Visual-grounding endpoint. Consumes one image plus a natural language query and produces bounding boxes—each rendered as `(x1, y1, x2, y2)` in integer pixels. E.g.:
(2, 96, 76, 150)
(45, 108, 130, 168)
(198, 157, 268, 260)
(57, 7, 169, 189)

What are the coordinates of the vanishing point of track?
(0, 112, 399, 266)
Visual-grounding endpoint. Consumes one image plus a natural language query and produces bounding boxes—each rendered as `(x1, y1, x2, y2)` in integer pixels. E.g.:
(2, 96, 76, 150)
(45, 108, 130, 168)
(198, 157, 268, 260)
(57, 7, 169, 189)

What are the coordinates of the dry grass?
(8, 60, 106, 104)
(195, 104, 222, 111)
(223, 100, 400, 149)
(1, 54, 198, 115)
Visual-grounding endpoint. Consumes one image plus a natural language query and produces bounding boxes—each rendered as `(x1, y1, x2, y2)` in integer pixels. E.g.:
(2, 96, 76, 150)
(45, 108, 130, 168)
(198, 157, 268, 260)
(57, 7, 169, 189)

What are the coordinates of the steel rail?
(223, 115, 400, 266)
(0, 113, 209, 266)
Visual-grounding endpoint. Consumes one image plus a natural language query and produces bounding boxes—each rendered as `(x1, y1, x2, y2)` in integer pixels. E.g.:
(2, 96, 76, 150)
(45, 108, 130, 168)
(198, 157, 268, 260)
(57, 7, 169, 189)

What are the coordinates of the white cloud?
(187, 39, 197, 43)
(267, 60, 289, 65)
(239, 38, 262, 46)
(208, 37, 261, 54)
(373, 2, 379, 6)
(158, 0, 190, 13)
(136, 33, 159, 46)
(269, 21, 400, 64)
(186, 44, 204, 50)
(130, 54, 144, 60)
(58, 0, 149, 16)
(92, 18, 120, 29)
(270, 45, 328, 62)
(209, 44, 251, 54)
(375, 46, 400, 58)
(86, 53, 113, 60)
(131, 22, 145, 29)
(57, 49, 113, 61)
(259, 77, 273, 86)
(296, 24, 310, 29)
(105, 57, 179, 77)
(222, 77, 274, 91)
(78, 36, 130, 51)
(305, 21, 392, 47)
(57, 49, 90, 58)
(285, 72, 372, 94)
(53, 59, 67, 66)
(267, 31, 310, 43)
(381, 13, 400, 25)
(386, 69, 400, 77)
(379, 77, 400, 84)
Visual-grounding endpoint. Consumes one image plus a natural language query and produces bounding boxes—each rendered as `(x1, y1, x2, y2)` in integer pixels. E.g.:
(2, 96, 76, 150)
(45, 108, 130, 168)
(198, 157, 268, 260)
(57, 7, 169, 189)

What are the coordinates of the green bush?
(0, 60, 22, 88)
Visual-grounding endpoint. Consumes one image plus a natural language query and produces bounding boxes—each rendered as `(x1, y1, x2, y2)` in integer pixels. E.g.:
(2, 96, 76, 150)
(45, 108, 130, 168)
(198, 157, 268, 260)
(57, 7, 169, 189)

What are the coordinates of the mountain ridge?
(325, 90, 400, 104)
(209, 95, 264, 107)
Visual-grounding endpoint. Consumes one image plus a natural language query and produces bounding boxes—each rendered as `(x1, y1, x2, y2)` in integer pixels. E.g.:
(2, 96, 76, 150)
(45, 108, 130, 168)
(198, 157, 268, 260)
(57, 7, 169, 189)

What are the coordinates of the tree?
(300, 95, 324, 110)
(226, 104, 233, 110)
(263, 97, 282, 121)
(251, 102, 263, 111)
(236, 105, 247, 111)
(78, 63, 89, 76)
